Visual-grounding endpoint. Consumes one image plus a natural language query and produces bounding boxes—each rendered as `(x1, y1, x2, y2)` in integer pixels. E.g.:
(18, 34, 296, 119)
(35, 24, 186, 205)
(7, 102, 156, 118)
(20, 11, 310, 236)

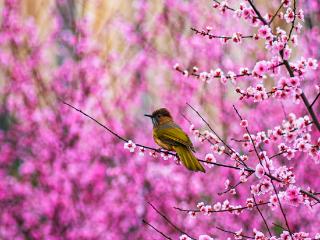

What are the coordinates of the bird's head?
(144, 108, 172, 126)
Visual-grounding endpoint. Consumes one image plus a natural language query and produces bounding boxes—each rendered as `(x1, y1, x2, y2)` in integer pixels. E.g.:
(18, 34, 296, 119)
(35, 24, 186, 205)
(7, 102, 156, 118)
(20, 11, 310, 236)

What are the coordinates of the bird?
(144, 108, 205, 173)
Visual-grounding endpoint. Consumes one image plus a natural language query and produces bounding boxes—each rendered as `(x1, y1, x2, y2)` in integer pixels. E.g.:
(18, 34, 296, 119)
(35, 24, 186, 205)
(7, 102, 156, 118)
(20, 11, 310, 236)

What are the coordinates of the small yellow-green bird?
(145, 108, 205, 173)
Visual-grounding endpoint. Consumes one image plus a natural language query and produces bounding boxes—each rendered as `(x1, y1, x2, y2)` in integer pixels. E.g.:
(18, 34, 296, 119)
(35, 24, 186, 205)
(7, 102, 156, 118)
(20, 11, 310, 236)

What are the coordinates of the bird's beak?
(144, 114, 153, 118)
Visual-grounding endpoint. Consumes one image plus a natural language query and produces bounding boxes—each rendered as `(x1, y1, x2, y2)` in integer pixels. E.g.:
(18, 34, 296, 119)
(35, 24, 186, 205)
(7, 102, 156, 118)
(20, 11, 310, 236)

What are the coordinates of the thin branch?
(252, 194, 272, 237)
(175, 62, 284, 80)
(231, 121, 314, 145)
(212, 0, 236, 11)
(180, 112, 192, 125)
(60, 99, 129, 143)
(266, 164, 293, 237)
(174, 202, 269, 214)
(287, 0, 297, 41)
(310, 92, 320, 108)
(187, 103, 248, 168)
(216, 226, 254, 239)
(272, 222, 287, 231)
(191, 27, 253, 40)
(218, 172, 254, 195)
(247, 0, 268, 25)
(232, 104, 292, 236)
(147, 202, 196, 240)
(269, 1, 285, 25)
(142, 219, 173, 240)
(232, 105, 263, 166)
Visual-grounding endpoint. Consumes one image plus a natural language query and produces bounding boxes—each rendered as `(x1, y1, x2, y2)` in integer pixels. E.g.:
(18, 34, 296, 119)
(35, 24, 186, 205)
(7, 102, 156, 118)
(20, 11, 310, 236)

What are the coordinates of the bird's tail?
(173, 146, 205, 173)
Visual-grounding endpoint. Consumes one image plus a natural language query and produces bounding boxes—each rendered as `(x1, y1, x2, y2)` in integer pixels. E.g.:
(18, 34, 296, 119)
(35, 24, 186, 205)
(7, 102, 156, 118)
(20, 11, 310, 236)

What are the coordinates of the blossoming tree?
(0, 0, 319, 239)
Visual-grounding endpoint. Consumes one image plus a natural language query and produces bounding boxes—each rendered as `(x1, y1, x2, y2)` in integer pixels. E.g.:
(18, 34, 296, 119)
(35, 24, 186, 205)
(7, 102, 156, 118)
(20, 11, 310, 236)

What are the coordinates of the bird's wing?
(154, 123, 194, 149)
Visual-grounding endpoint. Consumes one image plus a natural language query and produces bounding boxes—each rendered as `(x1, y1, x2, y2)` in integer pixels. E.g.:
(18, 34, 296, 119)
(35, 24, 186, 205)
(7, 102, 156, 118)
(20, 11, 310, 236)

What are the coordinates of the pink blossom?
(306, 58, 318, 70)
(240, 120, 248, 128)
(258, 25, 272, 39)
(282, 0, 291, 7)
(253, 60, 268, 76)
(180, 234, 192, 240)
(138, 147, 145, 156)
(268, 194, 279, 210)
(124, 140, 136, 152)
(297, 9, 304, 21)
(205, 153, 216, 164)
(255, 164, 265, 178)
(213, 202, 222, 211)
(213, 68, 223, 77)
(199, 235, 214, 240)
(284, 8, 295, 23)
(235, 229, 243, 240)
(232, 32, 242, 43)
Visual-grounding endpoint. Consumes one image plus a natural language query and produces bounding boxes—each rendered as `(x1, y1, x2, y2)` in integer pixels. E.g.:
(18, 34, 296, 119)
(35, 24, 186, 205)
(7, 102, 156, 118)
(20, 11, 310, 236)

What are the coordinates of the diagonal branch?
(216, 226, 254, 239)
(247, 0, 268, 25)
(142, 219, 173, 240)
(187, 103, 249, 168)
(269, 1, 285, 25)
(147, 202, 196, 240)
(310, 92, 320, 108)
(252, 193, 272, 237)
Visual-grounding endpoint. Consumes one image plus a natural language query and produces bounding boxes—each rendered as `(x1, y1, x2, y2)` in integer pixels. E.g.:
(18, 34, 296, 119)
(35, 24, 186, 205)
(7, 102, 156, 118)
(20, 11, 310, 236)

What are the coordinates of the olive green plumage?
(145, 108, 205, 173)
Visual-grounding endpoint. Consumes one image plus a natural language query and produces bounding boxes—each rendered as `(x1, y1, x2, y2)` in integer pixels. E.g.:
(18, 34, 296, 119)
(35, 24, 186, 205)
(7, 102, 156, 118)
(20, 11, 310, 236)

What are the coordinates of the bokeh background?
(0, 0, 319, 239)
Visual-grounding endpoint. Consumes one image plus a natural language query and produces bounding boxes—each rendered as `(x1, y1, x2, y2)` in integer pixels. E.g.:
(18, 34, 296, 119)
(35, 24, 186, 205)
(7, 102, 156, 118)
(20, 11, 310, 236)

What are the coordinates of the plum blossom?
(246, 198, 254, 209)
(306, 58, 318, 70)
(213, 68, 223, 77)
(204, 153, 216, 167)
(282, 0, 291, 8)
(213, 202, 222, 211)
(253, 60, 268, 76)
(268, 194, 279, 210)
(138, 147, 145, 156)
(124, 140, 136, 152)
(180, 234, 192, 240)
(232, 32, 242, 43)
(284, 8, 294, 23)
(255, 164, 265, 178)
(235, 229, 243, 240)
(199, 235, 214, 240)
(240, 120, 248, 128)
(285, 185, 303, 206)
(258, 25, 272, 39)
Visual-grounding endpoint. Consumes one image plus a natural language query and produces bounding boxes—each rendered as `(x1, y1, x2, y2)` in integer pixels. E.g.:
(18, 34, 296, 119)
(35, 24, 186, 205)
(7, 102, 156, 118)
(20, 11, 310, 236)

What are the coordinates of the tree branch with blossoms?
(169, 0, 320, 238)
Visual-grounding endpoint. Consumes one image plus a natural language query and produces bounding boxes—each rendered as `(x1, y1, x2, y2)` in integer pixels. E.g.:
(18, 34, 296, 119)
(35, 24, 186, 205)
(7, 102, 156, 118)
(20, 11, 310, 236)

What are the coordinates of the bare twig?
(187, 103, 248, 168)
(232, 105, 263, 166)
(174, 202, 269, 214)
(310, 92, 320, 108)
(191, 27, 253, 40)
(252, 194, 272, 237)
(212, 0, 236, 11)
(216, 226, 254, 239)
(269, 1, 285, 25)
(142, 219, 173, 240)
(272, 222, 287, 231)
(147, 202, 196, 240)
(247, 0, 268, 25)
(218, 172, 254, 195)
